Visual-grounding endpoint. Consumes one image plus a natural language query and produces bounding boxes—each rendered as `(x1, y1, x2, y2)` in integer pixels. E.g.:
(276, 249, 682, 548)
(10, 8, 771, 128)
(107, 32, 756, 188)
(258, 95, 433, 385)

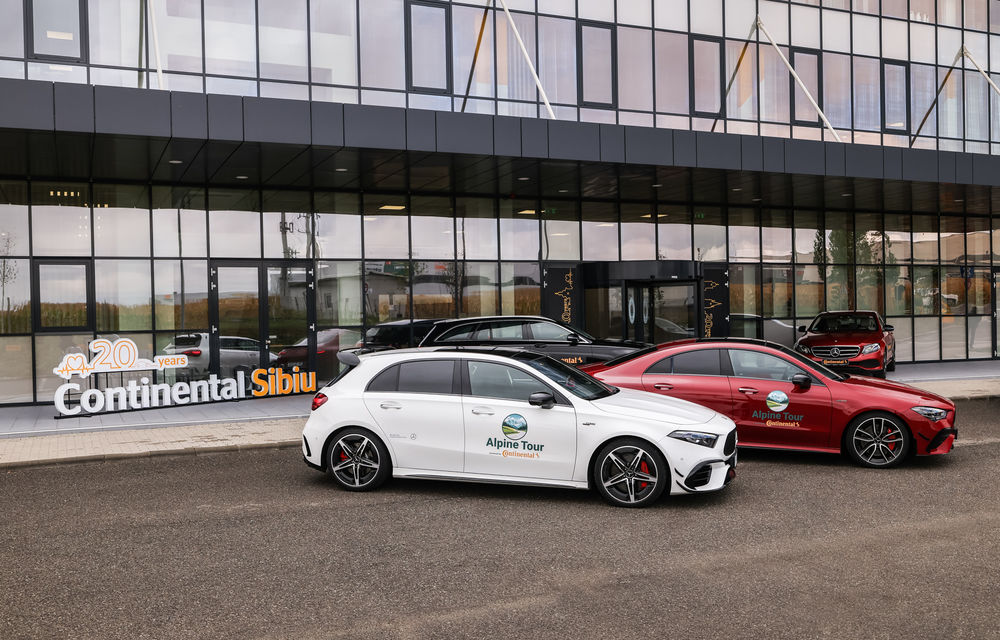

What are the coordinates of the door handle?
(379, 402, 402, 410)
(738, 387, 759, 395)
(653, 383, 674, 390)
(471, 407, 495, 416)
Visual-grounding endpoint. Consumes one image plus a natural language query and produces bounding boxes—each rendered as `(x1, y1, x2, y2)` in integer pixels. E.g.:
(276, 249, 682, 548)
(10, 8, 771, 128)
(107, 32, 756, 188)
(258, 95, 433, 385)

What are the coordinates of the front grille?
(685, 463, 713, 489)
(723, 430, 736, 456)
(811, 345, 861, 358)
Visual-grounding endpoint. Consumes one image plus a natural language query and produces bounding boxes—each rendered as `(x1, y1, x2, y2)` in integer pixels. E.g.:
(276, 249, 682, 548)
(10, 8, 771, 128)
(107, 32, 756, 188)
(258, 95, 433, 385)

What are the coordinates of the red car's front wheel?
(844, 412, 911, 468)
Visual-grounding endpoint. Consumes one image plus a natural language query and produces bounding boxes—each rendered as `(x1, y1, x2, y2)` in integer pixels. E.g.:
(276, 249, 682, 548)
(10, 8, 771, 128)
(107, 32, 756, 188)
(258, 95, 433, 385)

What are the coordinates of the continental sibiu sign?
(52, 338, 316, 417)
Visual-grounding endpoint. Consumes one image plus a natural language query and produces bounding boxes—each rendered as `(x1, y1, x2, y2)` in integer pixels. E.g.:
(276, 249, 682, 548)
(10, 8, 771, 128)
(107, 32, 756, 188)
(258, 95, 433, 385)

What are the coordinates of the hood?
(838, 375, 954, 406)
(590, 387, 723, 428)
(799, 331, 881, 345)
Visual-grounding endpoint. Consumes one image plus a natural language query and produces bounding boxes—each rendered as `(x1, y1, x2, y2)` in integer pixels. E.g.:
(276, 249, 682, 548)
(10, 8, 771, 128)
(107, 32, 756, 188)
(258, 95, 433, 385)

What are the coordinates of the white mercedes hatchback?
(302, 348, 737, 507)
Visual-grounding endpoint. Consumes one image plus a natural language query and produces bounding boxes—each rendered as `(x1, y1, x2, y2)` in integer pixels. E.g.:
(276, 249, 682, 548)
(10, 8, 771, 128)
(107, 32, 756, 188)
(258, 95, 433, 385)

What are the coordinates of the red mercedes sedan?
(582, 339, 956, 468)
(793, 311, 895, 378)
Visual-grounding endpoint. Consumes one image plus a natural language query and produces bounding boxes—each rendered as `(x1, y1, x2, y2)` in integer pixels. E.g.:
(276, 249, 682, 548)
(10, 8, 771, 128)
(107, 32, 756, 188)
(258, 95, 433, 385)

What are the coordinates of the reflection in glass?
(913, 317, 938, 360)
(315, 192, 361, 259)
(33, 199, 91, 257)
(693, 208, 725, 261)
(825, 212, 854, 264)
(364, 195, 409, 258)
(32, 0, 81, 57)
(153, 208, 207, 257)
(217, 265, 260, 343)
(454, 5, 495, 98)
(855, 212, 883, 264)
(538, 16, 574, 103)
(409, 2, 449, 90)
(0, 336, 32, 403)
(266, 265, 310, 361)
(542, 201, 580, 261)
(497, 10, 536, 101)
(795, 265, 823, 317)
(317, 261, 362, 326)
(0, 206, 29, 262)
(726, 40, 757, 121)
(884, 62, 908, 131)
(620, 204, 655, 261)
(148, 0, 202, 73)
(258, 0, 307, 81)
(413, 261, 456, 319)
(154, 261, 208, 330)
(889, 317, 912, 362)
(39, 263, 88, 328)
(968, 316, 991, 358)
(940, 266, 965, 315)
(823, 53, 851, 129)
(210, 211, 261, 258)
(729, 265, 760, 320)
(364, 260, 410, 323)
(728, 209, 759, 262)
(585, 286, 622, 340)
(501, 262, 540, 315)
(500, 200, 539, 261)
(0, 0, 24, 58)
(618, 27, 652, 111)
(652, 284, 697, 343)
(581, 24, 614, 105)
(939, 216, 964, 263)
(912, 215, 939, 263)
(89, 0, 143, 68)
(94, 207, 150, 257)
(582, 202, 618, 261)
(967, 217, 990, 264)
(204, 0, 256, 76)
(968, 268, 991, 315)
(96, 260, 152, 331)
(655, 31, 688, 114)
(913, 266, 940, 314)
(263, 211, 311, 259)
(35, 334, 92, 399)
(657, 206, 692, 260)
(941, 317, 966, 360)
(456, 198, 498, 260)
(885, 266, 912, 316)
(793, 52, 819, 123)
(461, 262, 499, 317)
(856, 266, 884, 316)
(761, 210, 791, 262)
(825, 265, 854, 311)
(885, 214, 911, 263)
(0, 257, 29, 333)
(360, 0, 406, 90)
(692, 39, 721, 113)
(411, 197, 454, 259)
(762, 265, 793, 318)
(311, 0, 357, 85)
(793, 210, 821, 263)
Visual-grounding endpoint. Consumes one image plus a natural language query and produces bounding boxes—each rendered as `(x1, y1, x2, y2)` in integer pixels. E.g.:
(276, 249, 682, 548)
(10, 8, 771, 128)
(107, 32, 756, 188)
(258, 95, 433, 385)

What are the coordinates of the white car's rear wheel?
(593, 438, 668, 508)
(326, 429, 390, 491)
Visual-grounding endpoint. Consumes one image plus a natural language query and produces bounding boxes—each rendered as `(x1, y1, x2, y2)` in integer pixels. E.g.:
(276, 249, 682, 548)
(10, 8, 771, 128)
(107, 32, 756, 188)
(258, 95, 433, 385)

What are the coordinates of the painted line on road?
(0, 413, 309, 438)
(954, 437, 1000, 447)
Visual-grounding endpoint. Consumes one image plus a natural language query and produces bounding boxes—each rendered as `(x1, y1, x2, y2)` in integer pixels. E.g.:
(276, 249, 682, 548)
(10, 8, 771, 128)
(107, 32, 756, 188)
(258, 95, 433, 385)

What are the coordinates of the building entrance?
(624, 282, 698, 345)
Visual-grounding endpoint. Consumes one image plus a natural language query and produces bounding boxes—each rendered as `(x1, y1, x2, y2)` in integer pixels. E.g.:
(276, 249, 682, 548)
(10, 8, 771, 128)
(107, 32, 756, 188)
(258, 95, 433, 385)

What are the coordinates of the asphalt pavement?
(2, 398, 998, 640)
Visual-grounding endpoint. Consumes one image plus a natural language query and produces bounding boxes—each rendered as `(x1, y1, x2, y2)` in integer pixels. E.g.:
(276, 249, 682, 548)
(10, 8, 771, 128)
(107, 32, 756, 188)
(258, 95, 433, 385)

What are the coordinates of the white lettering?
(105, 386, 127, 412)
(54, 383, 81, 416)
(237, 370, 247, 398)
(80, 388, 105, 413)
(126, 379, 141, 409)
(150, 383, 171, 407)
(209, 375, 222, 401)
(171, 381, 191, 405)
(220, 378, 239, 400)
(190, 380, 209, 403)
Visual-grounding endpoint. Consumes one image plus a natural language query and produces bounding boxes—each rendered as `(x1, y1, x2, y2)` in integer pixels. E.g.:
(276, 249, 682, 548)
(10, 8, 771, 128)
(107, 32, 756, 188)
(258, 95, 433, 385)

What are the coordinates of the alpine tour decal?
(486, 413, 544, 459)
(753, 390, 804, 427)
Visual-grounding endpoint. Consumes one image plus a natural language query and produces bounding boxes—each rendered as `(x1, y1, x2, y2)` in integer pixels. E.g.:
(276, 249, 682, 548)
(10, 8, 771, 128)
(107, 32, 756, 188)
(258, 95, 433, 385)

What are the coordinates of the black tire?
(874, 369, 887, 379)
(886, 357, 896, 372)
(592, 438, 669, 508)
(844, 412, 911, 469)
(325, 428, 391, 491)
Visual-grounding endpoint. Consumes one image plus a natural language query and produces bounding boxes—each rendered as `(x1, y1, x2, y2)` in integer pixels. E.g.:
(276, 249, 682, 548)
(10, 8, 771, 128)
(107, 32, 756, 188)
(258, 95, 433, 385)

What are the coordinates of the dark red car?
(582, 339, 956, 468)
(793, 311, 895, 378)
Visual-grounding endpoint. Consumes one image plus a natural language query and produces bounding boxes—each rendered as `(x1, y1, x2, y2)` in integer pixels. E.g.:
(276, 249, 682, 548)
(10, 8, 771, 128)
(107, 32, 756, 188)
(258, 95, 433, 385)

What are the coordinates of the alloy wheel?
(852, 417, 905, 466)
(599, 445, 659, 504)
(330, 434, 381, 488)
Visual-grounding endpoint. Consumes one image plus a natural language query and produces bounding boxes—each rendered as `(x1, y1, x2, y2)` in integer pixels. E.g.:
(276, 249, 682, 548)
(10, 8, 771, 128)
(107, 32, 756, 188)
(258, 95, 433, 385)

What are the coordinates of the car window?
(466, 361, 550, 402)
(239, 339, 258, 351)
(514, 353, 616, 401)
(220, 338, 237, 349)
(526, 321, 573, 341)
(438, 324, 479, 342)
(645, 356, 673, 374)
(670, 349, 722, 376)
(366, 364, 399, 392)
(486, 321, 525, 340)
(397, 360, 455, 394)
(810, 313, 878, 332)
(727, 349, 806, 382)
(174, 335, 201, 348)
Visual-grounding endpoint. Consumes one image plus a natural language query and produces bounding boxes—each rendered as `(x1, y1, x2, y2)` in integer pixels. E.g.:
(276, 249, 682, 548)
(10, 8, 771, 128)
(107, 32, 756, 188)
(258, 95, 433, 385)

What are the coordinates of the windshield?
(513, 352, 618, 400)
(769, 342, 847, 381)
(809, 313, 879, 333)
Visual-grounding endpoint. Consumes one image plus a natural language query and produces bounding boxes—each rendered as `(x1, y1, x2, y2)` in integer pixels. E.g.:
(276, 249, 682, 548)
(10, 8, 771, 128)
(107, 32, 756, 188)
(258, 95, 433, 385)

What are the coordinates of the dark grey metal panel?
(438, 112, 495, 155)
(243, 97, 310, 145)
(548, 121, 599, 162)
(343, 104, 406, 150)
(207, 94, 244, 141)
(900, 148, 937, 182)
(0, 78, 54, 130)
(784, 139, 824, 175)
(494, 116, 521, 157)
(825, 142, 846, 176)
(599, 124, 625, 163)
(762, 138, 784, 173)
(972, 155, 1000, 187)
(696, 131, 741, 170)
(521, 118, 548, 158)
(844, 145, 882, 178)
(883, 147, 902, 180)
(624, 126, 672, 165)
(407, 110, 437, 151)
(311, 101, 344, 147)
(955, 153, 974, 184)
(94, 86, 170, 137)
(672, 130, 696, 167)
(938, 151, 957, 183)
(171, 92, 208, 139)
(54, 84, 93, 133)
(740, 135, 762, 171)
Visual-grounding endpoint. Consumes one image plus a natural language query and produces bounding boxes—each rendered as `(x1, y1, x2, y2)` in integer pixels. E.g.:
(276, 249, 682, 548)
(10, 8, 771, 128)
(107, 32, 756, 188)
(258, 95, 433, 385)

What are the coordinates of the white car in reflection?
(302, 348, 737, 507)
(162, 333, 277, 379)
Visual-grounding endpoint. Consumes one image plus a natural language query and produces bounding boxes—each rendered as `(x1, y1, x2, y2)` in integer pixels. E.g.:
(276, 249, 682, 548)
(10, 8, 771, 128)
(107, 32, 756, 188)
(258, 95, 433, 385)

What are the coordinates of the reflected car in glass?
(162, 333, 276, 379)
(582, 339, 956, 469)
(417, 316, 650, 366)
(275, 329, 354, 380)
(357, 319, 440, 351)
(302, 348, 737, 507)
(793, 311, 895, 378)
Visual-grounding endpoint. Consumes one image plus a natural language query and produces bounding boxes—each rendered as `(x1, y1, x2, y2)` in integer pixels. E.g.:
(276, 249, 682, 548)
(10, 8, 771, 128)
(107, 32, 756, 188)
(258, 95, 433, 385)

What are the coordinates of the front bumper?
(926, 427, 958, 455)
(802, 351, 885, 374)
(680, 452, 737, 492)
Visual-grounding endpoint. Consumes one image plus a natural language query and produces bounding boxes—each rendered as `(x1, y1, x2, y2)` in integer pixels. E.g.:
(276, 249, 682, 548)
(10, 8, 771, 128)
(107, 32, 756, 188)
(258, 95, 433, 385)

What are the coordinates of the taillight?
(311, 393, 328, 411)
(182, 349, 202, 357)
(317, 349, 326, 354)
(278, 349, 287, 356)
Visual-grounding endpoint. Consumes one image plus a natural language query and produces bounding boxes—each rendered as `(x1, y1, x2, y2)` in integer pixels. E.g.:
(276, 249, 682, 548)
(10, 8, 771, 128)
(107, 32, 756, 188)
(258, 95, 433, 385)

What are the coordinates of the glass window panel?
(461, 262, 499, 317)
(852, 57, 881, 132)
(885, 213, 911, 263)
(912, 215, 938, 263)
(89, 0, 143, 67)
(0, 336, 32, 403)
(913, 316, 938, 359)
(94, 208, 150, 258)
(620, 204, 655, 261)
(497, 10, 536, 101)
(657, 206, 692, 260)
(761, 210, 792, 262)
(725, 39, 757, 121)
(992, 0, 1000, 32)
(582, 202, 618, 261)
(409, 2, 449, 91)
(258, 0, 307, 81)
(0, 258, 30, 334)
(96, 260, 151, 331)
(456, 198, 498, 261)
(889, 316, 913, 362)
(759, 46, 789, 123)
(795, 265, 824, 316)
(364, 194, 409, 258)
(940, 265, 965, 315)
(499, 200, 539, 261)
(540, 0, 575, 16)
(727, 208, 759, 263)
(966, 71, 989, 141)
(454, 5, 495, 99)
(317, 261, 362, 326)
(32, 184, 91, 257)
(361, 0, 406, 89)
(883, 63, 908, 132)
(618, 0, 651, 26)
(581, 25, 614, 105)
(730, 264, 760, 316)
(263, 191, 311, 259)
(411, 197, 454, 260)
(937, 0, 961, 26)
(0, 0, 24, 58)
(824, 212, 854, 264)
(938, 67, 963, 139)
(763, 265, 793, 318)
(579, 0, 614, 21)
(38, 263, 88, 329)
(913, 266, 940, 314)
(501, 262, 541, 315)
(654, 0, 687, 31)
(655, 31, 688, 114)
(886, 266, 912, 316)
(310, 0, 357, 85)
(617, 27, 652, 111)
(690, 0, 723, 36)
(911, 64, 937, 136)
(968, 315, 991, 358)
(365, 260, 410, 323)
(204, 0, 256, 77)
(792, 52, 819, 124)
(35, 334, 91, 399)
(968, 217, 990, 264)
(854, 212, 883, 264)
(968, 268, 991, 315)
(0, 199, 30, 257)
(909, 0, 935, 21)
(152, 200, 206, 258)
(541, 201, 581, 261)
(585, 286, 622, 339)
(537, 17, 575, 104)
(209, 210, 261, 258)
(315, 192, 361, 260)
(940, 216, 964, 263)
(794, 210, 821, 263)
(941, 317, 965, 359)
(856, 266, 884, 315)
(32, 0, 81, 58)
(413, 261, 455, 319)
(148, 0, 202, 73)
(27, 62, 86, 84)
(154, 260, 208, 330)
(693, 207, 726, 262)
(822, 53, 852, 129)
(825, 265, 854, 311)
(693, 39, 722, 114)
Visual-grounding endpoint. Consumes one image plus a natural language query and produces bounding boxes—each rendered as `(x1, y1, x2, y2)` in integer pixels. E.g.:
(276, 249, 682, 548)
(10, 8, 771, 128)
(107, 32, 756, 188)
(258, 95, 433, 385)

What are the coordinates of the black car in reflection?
(274, 328, 358, 380)
(417, 315, 650, 366)
(358, 318, 440, 350)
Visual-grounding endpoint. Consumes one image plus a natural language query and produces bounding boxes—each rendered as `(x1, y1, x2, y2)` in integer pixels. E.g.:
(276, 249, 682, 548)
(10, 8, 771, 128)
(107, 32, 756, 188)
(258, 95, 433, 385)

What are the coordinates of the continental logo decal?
(485, 414, 544, 458)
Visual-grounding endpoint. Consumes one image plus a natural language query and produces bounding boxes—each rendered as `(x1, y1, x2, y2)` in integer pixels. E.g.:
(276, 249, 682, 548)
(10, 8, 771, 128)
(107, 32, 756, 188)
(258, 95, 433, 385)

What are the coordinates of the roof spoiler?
(337, 351, 361, 367)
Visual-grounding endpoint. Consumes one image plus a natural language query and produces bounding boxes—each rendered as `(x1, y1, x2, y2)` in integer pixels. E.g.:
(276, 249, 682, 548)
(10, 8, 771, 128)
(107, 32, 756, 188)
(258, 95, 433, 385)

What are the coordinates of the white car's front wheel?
(592, 438, 668, 508)
(326, 428, 390, 491)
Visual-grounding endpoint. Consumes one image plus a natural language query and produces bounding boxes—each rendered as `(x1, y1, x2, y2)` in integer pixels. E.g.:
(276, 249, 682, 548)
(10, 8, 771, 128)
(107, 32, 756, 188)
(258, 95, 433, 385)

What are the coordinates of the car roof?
(354, 345, 538, 362)
(370, 318, 442, 327)
(654, 337, 792, 352)
(430, 315, 555, 326)
(814, 310, 879, 316)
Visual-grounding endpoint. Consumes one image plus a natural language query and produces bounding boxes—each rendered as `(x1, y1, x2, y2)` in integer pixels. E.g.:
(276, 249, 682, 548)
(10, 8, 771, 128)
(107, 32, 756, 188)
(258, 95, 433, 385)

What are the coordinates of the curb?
(0, 440, 301, 471)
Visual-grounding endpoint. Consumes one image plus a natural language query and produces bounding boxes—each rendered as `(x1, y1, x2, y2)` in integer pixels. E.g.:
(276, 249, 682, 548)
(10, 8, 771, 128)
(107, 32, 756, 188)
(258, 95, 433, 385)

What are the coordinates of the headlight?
(668, 430, 718, 448)
(861, 343, 881, 354)
(911, 406, 949, 422)
(795, 343, 811, 354)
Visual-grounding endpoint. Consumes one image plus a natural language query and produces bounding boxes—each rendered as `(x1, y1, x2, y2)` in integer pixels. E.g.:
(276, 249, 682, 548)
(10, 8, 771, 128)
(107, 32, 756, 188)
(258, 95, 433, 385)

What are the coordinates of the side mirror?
(884, 324, 894, 332)
(566, 333, 580, 345)
(797, 325, 807, 333)
(528, 391, 556, 409)
(791, 373, 812, 390)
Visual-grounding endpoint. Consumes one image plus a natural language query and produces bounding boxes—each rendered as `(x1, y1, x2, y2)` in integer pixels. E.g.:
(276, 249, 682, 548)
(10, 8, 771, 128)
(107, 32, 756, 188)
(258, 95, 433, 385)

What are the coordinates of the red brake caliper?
(886, 427, 895, 451)
(340, 450, 348, 461)
(639, 461, 650, 490)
